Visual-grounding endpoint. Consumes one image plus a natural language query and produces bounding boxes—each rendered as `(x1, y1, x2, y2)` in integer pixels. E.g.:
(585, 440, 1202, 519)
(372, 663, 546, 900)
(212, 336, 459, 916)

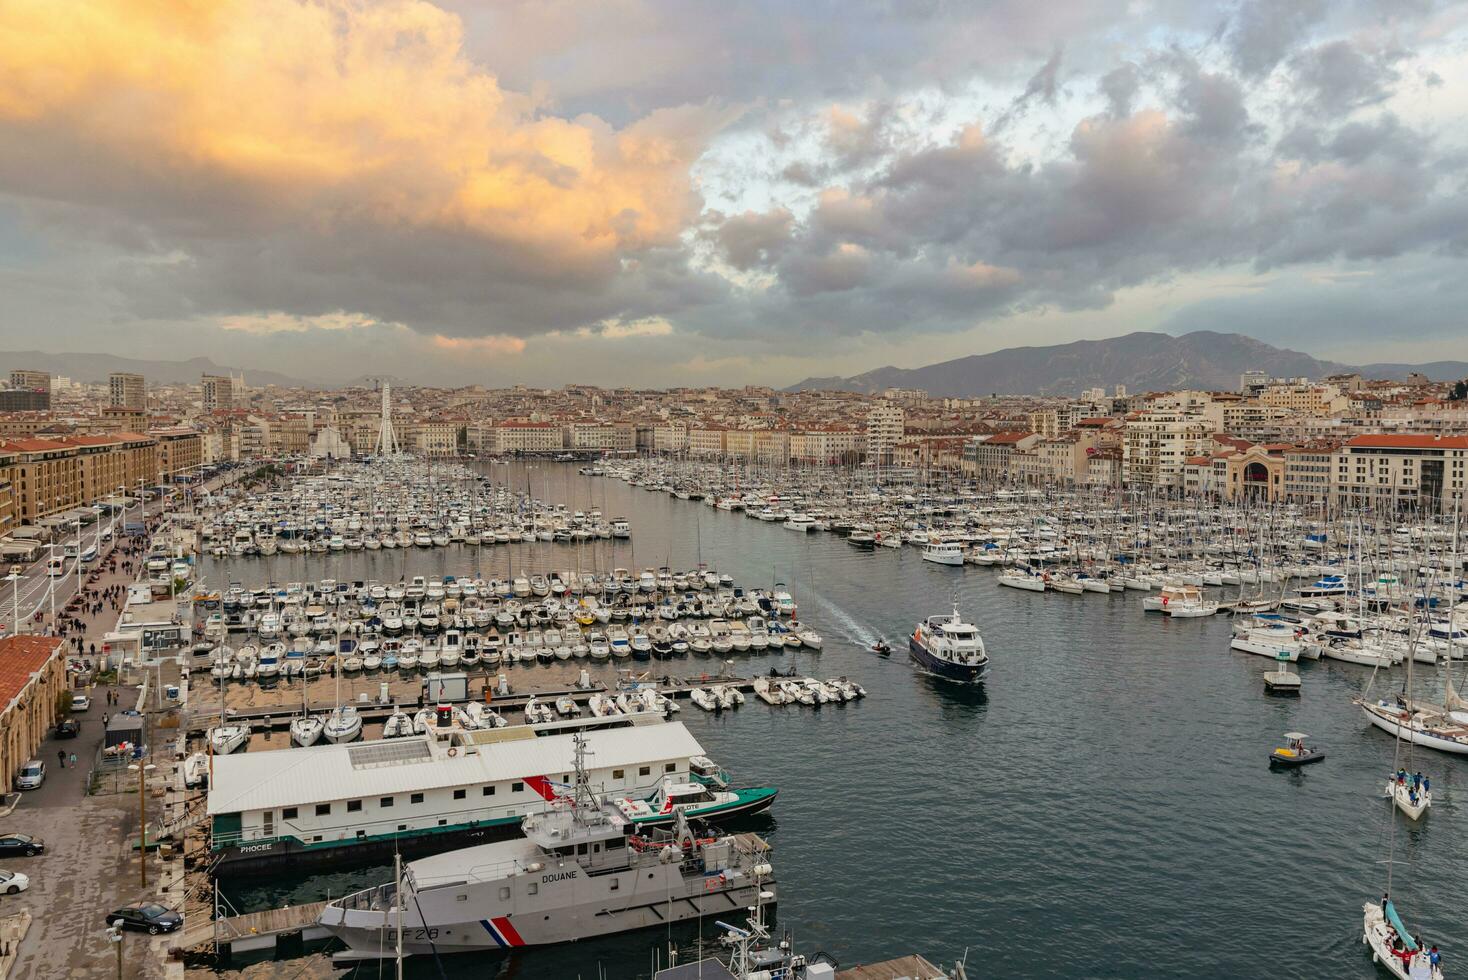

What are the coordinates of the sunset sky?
(1, 0, 1465, 386)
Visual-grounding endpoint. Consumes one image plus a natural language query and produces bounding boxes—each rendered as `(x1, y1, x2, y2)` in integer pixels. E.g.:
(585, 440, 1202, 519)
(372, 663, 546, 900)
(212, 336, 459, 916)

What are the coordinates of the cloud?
(0, 0, 735, 337)
(429, 334, 528, 355)
(217, 311, 383, 335)
(0, 0, 1464, 383)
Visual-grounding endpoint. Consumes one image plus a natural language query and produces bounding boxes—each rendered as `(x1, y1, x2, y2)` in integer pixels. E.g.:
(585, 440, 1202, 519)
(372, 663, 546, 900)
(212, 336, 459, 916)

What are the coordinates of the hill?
(0, 350, 313, 388)
(786, 331, 1468, 397)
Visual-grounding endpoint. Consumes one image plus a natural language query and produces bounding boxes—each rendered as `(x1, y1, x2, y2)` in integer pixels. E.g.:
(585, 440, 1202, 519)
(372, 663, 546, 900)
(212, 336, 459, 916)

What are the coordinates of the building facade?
(108, 372, 146, 410)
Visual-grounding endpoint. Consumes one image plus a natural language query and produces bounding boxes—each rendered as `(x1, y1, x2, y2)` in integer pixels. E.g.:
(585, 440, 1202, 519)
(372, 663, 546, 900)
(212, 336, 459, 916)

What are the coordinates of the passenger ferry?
(206, 714, 756, 875)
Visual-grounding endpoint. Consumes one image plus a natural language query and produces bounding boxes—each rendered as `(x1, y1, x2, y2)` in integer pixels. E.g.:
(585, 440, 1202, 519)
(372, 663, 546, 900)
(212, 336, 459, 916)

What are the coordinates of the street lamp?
(127, 762, 157, 887)
(5, 571, 19, 639)
(107, 920, 123, 980)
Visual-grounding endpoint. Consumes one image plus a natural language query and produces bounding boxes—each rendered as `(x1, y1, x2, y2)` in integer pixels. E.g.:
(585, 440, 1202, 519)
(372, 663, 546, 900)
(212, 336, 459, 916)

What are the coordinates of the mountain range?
(787, 331, 1468, 397)
(0, 350, 312, 388)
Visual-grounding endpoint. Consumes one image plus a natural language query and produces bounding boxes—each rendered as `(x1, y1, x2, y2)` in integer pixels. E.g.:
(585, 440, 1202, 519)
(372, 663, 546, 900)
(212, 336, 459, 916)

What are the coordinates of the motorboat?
(1269, 732, 1324, 767)
(909, 608, 989, 683)
(613, 775, 777, 827)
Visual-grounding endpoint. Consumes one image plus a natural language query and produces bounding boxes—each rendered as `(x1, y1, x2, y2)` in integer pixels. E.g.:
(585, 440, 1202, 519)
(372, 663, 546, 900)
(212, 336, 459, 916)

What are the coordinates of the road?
(1, 466, 246, 638)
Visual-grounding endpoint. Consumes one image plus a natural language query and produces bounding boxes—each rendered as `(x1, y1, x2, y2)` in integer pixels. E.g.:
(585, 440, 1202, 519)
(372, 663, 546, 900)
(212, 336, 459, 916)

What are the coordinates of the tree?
(1449, 379, 1468, 401)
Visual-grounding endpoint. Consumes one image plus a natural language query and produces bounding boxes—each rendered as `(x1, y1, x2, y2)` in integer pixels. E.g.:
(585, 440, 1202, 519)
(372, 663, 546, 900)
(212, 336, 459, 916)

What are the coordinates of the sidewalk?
(0, 910, 31, 980)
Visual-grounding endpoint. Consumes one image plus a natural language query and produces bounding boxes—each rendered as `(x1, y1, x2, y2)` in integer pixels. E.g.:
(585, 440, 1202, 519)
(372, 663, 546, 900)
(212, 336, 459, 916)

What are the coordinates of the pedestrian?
(67, 752, 76, 768)
(57, 749, 65, 768)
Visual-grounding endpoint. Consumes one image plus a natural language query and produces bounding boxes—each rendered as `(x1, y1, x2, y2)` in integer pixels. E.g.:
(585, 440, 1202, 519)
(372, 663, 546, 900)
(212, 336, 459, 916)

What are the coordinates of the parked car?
(55, 718, 80, 738)
(0, 870, 30, 895)
(107, 903, 182, 935)
(15, 760, 44, 790)
(0, 835, 43, 857)
(70, 693, 91, 712)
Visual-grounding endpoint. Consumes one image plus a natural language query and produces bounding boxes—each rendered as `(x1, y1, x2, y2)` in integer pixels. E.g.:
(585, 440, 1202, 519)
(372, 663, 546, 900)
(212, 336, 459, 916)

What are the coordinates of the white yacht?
(920, 540, 964, 566)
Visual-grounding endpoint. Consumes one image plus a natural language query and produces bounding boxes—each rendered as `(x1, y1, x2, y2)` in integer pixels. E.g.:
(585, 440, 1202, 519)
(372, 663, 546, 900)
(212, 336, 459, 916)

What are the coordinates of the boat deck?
(837, 954, 950, 979)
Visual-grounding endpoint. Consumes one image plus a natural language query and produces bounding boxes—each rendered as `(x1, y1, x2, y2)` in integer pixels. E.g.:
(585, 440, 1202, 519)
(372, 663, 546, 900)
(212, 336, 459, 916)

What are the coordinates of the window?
(639, 766, 650, 777)
(380, 797, 394, 808)
(347, 800, 362, 813)
(482, 786, 495, 797)
(512, 782, 524, 793)
(282, 807, 298, 820)
(664, 763, 676, 774)
(410, 793, 424, 804)
(453, 789, 466, 800)
(528, 883, 538, 895)
(612, 769, 624, 780)
(315, 803, 331, 817)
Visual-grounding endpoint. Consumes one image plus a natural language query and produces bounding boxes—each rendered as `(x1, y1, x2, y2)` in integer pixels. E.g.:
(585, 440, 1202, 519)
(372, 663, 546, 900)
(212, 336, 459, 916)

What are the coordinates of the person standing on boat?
(1429, 945, 1441, 973)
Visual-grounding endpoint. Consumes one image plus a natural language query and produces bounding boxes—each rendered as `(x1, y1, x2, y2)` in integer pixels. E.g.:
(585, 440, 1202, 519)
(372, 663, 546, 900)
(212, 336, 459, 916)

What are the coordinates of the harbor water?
(203, 461, 1468, 979)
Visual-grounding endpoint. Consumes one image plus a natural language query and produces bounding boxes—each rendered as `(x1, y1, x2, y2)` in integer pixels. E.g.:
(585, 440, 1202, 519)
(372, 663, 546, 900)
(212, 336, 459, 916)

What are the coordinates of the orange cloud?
(0, 0, 722, 262)
(430, 334, 527, 355)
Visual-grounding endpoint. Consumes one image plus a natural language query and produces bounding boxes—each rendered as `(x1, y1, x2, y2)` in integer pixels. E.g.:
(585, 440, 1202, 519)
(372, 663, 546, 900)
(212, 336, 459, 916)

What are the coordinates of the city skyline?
(0, 1, 1465, 387)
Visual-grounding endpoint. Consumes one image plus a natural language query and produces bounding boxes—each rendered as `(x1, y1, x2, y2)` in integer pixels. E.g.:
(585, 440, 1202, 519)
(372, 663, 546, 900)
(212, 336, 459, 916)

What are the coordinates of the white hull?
(1230, 637, 1300, 661)
(998, 575, 1045, 592)
(1362, 702, 1468, 755)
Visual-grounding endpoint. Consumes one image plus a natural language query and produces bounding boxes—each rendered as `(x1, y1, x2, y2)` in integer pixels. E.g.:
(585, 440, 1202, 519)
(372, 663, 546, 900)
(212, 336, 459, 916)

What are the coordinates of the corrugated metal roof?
(207, 721, 704, 815)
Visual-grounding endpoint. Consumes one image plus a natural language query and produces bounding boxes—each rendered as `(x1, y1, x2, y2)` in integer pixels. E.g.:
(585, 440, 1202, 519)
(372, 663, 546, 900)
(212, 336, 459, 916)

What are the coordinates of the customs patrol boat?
(318, 734, 774, 958)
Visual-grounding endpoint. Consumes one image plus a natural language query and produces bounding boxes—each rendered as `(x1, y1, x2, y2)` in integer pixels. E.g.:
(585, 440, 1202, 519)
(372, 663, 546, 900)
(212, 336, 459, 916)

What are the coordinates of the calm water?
(205, 461, 1467, 979)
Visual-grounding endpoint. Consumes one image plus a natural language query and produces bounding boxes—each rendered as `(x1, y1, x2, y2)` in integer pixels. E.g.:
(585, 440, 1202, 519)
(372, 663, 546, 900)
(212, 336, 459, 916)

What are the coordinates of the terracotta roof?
(985, 431, 1035, 445)
(0, 438, 70, 452)
(0, 636, 62, 715)
(1346, 434, 1468, 450)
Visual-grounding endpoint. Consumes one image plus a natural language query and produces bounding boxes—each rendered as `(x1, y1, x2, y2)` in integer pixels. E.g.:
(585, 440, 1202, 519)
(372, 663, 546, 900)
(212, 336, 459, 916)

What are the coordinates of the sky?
(0, 0, 1465, 388)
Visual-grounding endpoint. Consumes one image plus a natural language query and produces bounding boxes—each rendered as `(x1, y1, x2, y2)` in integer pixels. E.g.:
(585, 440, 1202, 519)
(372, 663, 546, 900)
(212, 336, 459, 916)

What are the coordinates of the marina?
(163, 458, 1468, 979)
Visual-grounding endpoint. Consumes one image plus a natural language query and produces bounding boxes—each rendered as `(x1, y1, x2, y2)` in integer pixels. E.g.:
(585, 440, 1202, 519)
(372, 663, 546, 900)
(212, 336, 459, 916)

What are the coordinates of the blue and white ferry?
(909, 608, 990, 683)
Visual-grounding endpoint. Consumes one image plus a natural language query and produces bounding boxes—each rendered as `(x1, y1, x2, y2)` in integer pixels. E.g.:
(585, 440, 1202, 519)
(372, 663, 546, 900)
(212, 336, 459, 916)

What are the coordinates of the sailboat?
(289, 664, 324, 747)
(207, 644, 249, 755)
(322, 633, 364, 744)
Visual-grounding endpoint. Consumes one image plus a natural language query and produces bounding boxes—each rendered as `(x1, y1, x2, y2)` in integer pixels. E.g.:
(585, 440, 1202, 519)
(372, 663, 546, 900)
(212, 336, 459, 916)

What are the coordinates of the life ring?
(447, 747, 458, 758)
(1161, 596, 1169, 605)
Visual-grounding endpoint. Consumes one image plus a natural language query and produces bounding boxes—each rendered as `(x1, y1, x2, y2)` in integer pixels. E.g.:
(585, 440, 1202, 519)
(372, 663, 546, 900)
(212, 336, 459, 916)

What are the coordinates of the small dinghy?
(382, 708, 414, 739)
(871, 640, 891, 655)
(1269, 731, 1324, 767)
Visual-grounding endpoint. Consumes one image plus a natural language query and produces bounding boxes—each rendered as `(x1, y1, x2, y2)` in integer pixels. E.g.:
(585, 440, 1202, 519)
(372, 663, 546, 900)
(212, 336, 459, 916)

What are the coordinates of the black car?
(107, 903, 182, 935)
(0, 835, 43, 857)
(55, 718, 80, 738)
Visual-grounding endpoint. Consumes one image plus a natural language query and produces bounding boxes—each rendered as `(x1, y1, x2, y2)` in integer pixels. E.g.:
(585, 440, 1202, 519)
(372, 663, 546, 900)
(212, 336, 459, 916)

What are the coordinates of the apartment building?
(687, 426, 726, 458)
(152, 429, 204, 478)
(109, 372, 146, 410)
(8, 370, 49, 392)
(1282, 445, 1337, 504)
(865, 404, 905, 462)
(202, 374, 236, 412)
(0, 447, 16, 537)
(564, 421, 636, 452)
(653, 423, 688, 454)
(2, 438, 84, 523)
(489, 421, 564, 454)
(790, 427, 864, 463)
(1332, 434, 1468, 512)
(1122, 411, 1212, 489)
(966, 432, 1038, 482)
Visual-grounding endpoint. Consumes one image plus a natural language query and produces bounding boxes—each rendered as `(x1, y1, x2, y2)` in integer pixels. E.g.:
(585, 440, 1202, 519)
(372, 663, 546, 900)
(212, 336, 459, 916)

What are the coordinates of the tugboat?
(909, 608, 989, 683)
(319, 734, 775, 959)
